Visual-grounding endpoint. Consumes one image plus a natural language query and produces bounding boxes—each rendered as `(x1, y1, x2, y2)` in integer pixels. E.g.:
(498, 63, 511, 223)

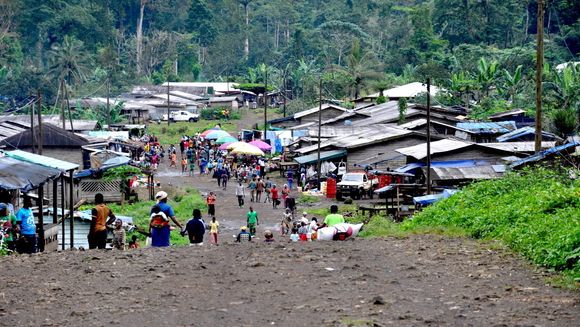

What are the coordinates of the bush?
(200, 107, 240, 120)
(402, 167, 580, 278)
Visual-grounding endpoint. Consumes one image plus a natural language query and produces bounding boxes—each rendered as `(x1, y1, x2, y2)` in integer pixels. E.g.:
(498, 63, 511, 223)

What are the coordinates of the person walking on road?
(88, 193, 116, 249)
(248, 177, 257, 202)
(209, 217, 219, 244)
(246, 207, 259, 236)
(270, 184, 279, 209)
(255, 178, 265, 203)
(206, 191, 216, 218)
(235, 181, 245, 208)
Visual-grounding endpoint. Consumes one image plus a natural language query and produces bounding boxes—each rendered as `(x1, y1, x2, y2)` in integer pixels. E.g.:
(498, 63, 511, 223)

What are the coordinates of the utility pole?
(283, 69, 287, 117)
(426, 78, 432, 195)
(534, 0, 544, 154)
(30, 97, 35, 154)
(316, 76, 323, 186)
(167, 81, 171, 126)
(106, 76, 111, 128)
(60, 80, 65, 130)
(37, 90, 43, 155)
(263, 68, 268, 140)
(64, 82, 73, 132)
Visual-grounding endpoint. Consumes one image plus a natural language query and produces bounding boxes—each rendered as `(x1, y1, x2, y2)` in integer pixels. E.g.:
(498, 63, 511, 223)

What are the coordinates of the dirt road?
(1, 235, 578, 326)
(1, 130, 578, 326)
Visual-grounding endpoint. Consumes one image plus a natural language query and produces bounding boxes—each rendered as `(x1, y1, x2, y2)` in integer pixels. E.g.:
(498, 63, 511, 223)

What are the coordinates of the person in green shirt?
(0, 203, 17, 252)
(246, 207, 259, 236)
(322, 205, 345, 228)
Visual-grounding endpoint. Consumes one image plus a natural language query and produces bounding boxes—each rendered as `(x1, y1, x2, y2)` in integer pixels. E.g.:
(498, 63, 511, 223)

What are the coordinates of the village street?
(0, 165, 579, 326)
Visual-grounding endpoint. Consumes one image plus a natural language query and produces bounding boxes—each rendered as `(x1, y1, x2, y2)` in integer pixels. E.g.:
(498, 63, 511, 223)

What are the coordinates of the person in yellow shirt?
(209, 216, 220, 244)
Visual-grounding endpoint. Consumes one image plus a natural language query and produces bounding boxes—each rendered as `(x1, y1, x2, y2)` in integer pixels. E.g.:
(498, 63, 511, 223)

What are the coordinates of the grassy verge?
(401, 167, 580, 287)
(146, 120, 238, 145)
(107, 187, 207, 246)
(307, 168, 579, 289)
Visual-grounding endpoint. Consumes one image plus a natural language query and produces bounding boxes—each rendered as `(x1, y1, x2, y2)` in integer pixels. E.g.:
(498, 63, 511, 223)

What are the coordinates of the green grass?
(146, 120, 238, 145)
(296, 194, 322, 205)
(107, 188, 207, 246)
(401, 167, 580, 285)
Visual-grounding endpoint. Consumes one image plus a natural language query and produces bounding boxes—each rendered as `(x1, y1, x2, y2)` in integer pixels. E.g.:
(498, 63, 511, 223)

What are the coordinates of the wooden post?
(316, 77, 323, 186)
(167, 81, 171, 126)
(52, 180, 58, 224)
(534, 0, 544, 154)
(60, 80, 66, 130)
(37, 91, 43, 155)
(283, 70, 287, 117)
(30, 98, 35, 154)
(69, 171, 74, 249)
(65, 83, 73, 132)
(106, 76, 111, 127)
(426, 78, 432, 195)
(61, 176, 65, 250)
(38, 185, 45, 252)
(264, 69, 268, 140)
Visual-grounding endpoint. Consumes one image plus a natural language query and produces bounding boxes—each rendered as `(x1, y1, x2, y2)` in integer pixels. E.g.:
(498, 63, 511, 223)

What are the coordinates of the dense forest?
(0, 0, 578, 131)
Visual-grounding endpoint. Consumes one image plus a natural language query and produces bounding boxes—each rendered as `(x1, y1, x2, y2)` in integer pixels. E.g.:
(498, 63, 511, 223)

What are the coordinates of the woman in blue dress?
(149, 191, 183, 247)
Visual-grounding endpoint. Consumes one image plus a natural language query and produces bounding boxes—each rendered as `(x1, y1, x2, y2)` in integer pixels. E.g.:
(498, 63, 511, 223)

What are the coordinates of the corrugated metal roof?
(162, 82, 241, 93)
(296, 125, 412, 154)
(353, 101, 420, 126)
(294, 104, 349, 119)
(488, 109, 527, 119)
(456, 121, 517, 134)
(152, 94, 200, 105)
(4, 150, 78, 171)
(293, 150, 347, 165)
(429, 165, 504, 180)
(0, 155, 62, 191)
(510, 141, 580, 168)
(496, 126, 562, 142)
(396, 139, 471, 160)
(363, 82, 441, 99)
(481, 142, 556, 153)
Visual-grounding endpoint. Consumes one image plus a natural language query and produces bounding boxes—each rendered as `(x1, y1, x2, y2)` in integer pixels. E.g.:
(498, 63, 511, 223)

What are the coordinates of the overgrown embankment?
(401, 168, 579, 280)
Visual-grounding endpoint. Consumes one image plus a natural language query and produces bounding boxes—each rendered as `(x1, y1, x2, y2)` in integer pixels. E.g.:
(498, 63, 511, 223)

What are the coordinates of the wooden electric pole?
(534, 0, 544, 154)
(426, 78, 432, 195)
(60, 79, 66, 130)
(106, 76, 111, 127)
(167, 81, 171, 126)
(283, 69, 287, 117)
(264, 68, 268, 140)
(316, 77, 323, 186)
(37, 91, 43, 155)
(30, 97, 35, 154)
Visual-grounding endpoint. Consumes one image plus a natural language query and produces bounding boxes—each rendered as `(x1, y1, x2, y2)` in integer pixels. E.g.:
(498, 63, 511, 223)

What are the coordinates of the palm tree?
(48, 35, 91, 87)
(333, 39, 383, 99)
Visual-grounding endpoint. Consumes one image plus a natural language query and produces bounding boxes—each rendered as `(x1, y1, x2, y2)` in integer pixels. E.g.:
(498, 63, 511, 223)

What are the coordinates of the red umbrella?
(249, 140, 272, 151)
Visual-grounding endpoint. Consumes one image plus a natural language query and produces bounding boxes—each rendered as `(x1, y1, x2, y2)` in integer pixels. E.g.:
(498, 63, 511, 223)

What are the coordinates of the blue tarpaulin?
(413, 189, 459, 206)
(456, 121, 516, 134)
(510, 142, 579, 168)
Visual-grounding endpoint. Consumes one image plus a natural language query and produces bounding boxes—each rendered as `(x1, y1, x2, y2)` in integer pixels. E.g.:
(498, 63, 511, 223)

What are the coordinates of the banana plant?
(476, 57, 499, 98)
(500, 65, 524, 102)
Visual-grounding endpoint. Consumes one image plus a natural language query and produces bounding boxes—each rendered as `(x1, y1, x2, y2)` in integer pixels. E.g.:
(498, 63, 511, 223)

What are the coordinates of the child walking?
(181, 157, 187, 174)
(209, 217, 219, 244)
(206, 191, 216, 218)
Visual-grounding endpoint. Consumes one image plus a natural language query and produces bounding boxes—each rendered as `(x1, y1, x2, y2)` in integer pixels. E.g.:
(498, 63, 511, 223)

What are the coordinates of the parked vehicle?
(336, 171, 378, 200)
(162, 110, 199, 122)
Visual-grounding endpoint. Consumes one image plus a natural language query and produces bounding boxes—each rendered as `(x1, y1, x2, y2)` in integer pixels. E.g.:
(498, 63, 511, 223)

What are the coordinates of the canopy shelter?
(218, 142, 235, 150)
(226, 141, 247, 150)
(230, 143, 265, 156)
(249, 140, 272, 151)
(205, 130, 231, 140)
(216, 135, 238, 144)
(0, 151, 78, 252)
(200, 127, 221, 138)
(0, 156, 62, 192)
(293, 150, 347, 165)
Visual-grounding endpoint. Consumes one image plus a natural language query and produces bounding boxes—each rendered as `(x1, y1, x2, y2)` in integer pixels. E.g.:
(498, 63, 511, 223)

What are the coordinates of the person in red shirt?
(206, 192, 216, 218)
(270, 185, 279, 209)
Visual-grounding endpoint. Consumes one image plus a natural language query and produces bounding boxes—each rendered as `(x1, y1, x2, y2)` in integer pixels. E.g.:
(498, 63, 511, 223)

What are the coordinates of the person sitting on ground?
(320, 205, 345, 228)
(290, 227, 299, 242)
(184, 209, 206, 245)
(263, 230, 275, 243)
(111, 219, 126, 250)
(300, 212, 309, 225)
(236, 226, 252, 242)
(298, 222, 309, 241)
(129, 235, 139, 249)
